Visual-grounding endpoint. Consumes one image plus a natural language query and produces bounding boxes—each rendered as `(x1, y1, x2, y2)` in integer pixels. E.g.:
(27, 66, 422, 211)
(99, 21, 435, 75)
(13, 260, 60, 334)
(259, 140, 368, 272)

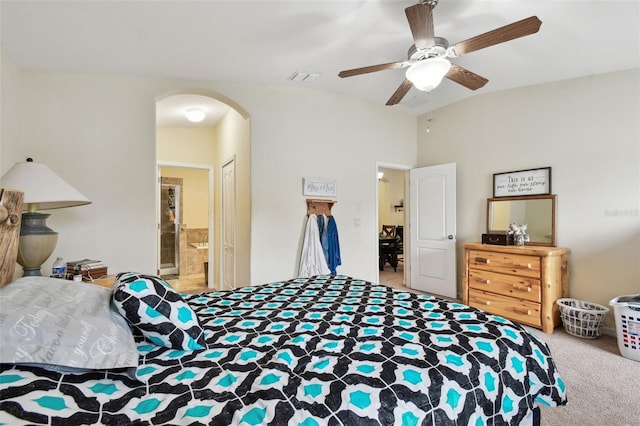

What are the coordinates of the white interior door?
(409, 163, 457, 298)
(221, 158, 236, 290)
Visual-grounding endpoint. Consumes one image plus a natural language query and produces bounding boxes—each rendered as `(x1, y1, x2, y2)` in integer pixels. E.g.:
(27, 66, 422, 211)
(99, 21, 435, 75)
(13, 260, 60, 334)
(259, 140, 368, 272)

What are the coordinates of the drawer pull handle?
(485, 301, 491, 306)
(512, 284, 532, 292)
(475, 257, 490, 264)
(513, 307, 532, 316)
(475, 278, 490, 284)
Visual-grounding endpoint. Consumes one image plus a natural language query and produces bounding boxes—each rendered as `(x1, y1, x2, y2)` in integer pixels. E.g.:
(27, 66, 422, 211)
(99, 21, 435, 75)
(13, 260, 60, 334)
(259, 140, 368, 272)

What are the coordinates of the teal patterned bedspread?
(0, 275, 566, 425)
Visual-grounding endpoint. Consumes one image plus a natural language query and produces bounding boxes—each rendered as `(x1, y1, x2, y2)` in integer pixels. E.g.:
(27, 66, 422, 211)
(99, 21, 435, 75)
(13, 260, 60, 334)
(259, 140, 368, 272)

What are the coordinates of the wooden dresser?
(462, 243, 570, 333)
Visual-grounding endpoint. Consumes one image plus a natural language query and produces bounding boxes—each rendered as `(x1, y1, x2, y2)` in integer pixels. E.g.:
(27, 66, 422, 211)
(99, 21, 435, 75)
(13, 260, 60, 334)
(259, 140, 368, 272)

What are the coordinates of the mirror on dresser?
(486, 194, 556, 246)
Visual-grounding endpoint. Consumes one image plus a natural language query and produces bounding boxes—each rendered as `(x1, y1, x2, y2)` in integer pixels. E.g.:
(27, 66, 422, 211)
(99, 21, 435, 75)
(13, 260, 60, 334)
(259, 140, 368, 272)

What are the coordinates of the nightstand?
(88, 275, 116, 289)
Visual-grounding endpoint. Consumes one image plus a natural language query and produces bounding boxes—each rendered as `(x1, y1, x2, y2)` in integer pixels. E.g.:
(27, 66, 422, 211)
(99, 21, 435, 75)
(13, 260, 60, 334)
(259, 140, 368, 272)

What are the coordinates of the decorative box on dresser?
(462, 243, 570, 334)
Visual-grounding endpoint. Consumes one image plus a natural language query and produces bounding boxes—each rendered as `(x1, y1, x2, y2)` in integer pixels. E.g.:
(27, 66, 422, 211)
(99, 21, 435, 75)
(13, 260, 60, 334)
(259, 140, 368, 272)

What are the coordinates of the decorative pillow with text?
(0, 277, 139, 371)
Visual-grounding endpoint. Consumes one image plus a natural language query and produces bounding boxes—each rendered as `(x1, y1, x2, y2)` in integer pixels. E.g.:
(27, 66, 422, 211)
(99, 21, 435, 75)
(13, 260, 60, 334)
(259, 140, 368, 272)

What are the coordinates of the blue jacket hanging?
(326, 216, 341, 275)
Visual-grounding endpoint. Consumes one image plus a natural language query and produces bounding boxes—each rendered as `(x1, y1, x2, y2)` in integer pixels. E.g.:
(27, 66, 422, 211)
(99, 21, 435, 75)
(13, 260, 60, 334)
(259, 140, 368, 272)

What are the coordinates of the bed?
(0, 273, 566, 425)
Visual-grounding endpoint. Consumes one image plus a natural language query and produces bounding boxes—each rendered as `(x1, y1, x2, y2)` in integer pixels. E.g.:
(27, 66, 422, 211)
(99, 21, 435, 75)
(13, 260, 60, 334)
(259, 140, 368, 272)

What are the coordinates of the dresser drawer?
(468, 289, 542, 328)
(468, 269, 541, 303)
(468, 250, 540, 279)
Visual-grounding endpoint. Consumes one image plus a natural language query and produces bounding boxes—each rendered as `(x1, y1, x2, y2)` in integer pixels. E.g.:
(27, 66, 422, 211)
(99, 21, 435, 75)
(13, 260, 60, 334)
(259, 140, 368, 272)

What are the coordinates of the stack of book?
(67, 259, 108, 281)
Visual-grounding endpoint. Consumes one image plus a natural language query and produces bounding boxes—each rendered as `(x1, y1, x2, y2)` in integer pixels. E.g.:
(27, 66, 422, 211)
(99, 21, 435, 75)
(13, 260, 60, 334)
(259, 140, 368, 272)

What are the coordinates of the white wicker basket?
(556, 298, 609, 339)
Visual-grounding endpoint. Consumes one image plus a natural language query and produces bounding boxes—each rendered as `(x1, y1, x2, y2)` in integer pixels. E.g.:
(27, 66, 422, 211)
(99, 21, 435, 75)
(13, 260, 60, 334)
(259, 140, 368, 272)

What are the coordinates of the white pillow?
(0, 276, 138, 371)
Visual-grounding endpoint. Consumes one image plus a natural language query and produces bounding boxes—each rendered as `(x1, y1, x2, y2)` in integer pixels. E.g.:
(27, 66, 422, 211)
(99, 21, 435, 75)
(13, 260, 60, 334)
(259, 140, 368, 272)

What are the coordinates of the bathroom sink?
(190, 242, 208, 249)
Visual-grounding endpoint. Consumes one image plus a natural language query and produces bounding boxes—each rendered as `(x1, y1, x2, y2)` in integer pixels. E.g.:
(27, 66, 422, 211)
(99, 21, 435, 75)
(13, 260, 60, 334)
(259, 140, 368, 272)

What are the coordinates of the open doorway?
(157, 163, 212, 291)
(376, 162, 458, 297)
(376, 163, 411, 288)
(156, 91, 251, 291)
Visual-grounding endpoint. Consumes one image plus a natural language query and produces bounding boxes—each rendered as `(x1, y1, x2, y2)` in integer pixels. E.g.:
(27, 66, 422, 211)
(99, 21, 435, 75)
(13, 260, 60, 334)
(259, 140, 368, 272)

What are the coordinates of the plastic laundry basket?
(609, 294, 640, 362)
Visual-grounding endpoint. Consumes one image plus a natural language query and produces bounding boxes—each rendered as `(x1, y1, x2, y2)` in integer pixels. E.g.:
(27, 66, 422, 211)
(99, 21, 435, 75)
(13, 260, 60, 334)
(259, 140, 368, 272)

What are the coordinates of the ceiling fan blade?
(386, 79, 413, 106)
(405, 3, 435, 50)
(338, 61, 406, 78)
(446, 64, 488, 90)
(450, 16, 542, 57)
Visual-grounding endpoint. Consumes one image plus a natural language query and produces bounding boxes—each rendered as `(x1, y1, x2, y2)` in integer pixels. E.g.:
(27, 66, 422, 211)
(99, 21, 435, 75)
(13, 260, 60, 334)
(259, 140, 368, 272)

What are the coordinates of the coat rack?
(306, 199, 336, 217)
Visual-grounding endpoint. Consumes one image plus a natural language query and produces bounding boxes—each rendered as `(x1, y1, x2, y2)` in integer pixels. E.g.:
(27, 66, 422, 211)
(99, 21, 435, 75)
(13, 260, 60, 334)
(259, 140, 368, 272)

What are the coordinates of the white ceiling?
(1, 0, 639, 122)
(156, 94, 230, 128)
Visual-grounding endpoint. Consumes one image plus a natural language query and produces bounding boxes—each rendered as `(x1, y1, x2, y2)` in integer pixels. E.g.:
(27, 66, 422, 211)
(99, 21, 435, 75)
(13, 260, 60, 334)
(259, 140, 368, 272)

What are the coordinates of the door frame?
(375, 161, 413, 285)
(157, 161, 214, 285)
(221, 155, 237, 290)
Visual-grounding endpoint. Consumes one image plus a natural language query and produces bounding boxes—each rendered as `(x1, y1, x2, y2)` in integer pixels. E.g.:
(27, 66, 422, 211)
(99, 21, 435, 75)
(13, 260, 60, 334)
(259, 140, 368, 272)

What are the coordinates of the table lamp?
(0, 158, 91, 276)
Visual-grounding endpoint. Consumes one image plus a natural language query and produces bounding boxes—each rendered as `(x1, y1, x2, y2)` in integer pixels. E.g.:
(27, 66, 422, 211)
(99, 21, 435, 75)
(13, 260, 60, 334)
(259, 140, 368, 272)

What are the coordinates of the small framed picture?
(493, 167, 551, 197)
(303, 177, 337, 198)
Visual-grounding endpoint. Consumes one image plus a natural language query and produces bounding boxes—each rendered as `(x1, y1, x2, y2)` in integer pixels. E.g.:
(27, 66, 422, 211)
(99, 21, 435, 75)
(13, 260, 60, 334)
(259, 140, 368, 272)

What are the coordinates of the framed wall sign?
(303, 177, 337, 198)
(493, 167, 551, 197)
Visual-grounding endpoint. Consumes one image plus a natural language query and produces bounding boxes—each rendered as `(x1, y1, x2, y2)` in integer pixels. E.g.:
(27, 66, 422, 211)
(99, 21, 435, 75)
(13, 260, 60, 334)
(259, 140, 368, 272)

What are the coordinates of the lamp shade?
(405, 58, 452, 92)
(0, 159, 91, 211)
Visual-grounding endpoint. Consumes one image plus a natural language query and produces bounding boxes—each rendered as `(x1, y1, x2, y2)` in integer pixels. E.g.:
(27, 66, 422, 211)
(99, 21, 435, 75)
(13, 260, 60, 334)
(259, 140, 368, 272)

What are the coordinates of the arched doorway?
(156, 91, 251, 291)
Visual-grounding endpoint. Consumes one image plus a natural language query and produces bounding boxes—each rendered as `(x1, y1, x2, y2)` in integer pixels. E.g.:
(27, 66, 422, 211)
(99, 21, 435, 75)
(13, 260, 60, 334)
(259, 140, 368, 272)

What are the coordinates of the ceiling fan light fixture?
(405, 58, 451, 92)
(185, 108, 205, 123)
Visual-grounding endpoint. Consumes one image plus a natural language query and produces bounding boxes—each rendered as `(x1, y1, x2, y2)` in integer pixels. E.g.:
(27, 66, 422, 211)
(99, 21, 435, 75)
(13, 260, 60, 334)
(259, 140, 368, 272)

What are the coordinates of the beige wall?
(0, 48, 23, 278)
(0, 46, 417, 284)
(214, 108, 251, 286)
(0, 48, 22, 169)
(157, 127, 216, 166)
(242, 87, 417, 282)
(378, 168, 405, 229)
(417, 69, 640, 329)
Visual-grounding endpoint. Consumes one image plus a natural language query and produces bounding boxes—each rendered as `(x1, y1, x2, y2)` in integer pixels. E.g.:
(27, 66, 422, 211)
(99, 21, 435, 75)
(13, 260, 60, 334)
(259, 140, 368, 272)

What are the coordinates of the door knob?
(447, 235, 454, 240)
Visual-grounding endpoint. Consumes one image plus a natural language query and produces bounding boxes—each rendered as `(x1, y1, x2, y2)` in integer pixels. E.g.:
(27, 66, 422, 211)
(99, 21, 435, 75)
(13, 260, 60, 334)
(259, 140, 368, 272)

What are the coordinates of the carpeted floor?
(530, 327, 640, 425)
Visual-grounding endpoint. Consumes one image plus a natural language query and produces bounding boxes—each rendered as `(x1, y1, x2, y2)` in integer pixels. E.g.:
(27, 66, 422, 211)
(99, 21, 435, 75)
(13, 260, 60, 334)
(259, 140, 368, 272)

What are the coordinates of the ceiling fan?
(338, 0, 542, 105)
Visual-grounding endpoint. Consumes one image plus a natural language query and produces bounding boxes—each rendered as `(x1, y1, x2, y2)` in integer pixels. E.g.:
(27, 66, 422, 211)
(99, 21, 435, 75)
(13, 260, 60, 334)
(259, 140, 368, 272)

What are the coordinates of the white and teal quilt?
(0, 275, 566, 425)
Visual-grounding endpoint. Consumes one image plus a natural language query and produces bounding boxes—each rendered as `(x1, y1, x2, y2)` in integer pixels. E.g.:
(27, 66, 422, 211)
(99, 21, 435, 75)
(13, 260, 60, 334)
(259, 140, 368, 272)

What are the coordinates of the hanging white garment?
(298, 213, 330, 278)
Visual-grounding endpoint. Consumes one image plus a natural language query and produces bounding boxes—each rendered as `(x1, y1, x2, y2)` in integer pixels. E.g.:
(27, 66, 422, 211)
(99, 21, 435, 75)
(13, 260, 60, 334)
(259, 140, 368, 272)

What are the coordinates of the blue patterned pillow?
(112, 272, 206, 351)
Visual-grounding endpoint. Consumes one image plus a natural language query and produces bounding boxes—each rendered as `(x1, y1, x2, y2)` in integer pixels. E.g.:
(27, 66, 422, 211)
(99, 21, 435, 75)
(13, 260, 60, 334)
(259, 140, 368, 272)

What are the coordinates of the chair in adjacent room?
(379, 225, 398, 271)
(394, 225, 404, 267)
(381, 224, 395, 238)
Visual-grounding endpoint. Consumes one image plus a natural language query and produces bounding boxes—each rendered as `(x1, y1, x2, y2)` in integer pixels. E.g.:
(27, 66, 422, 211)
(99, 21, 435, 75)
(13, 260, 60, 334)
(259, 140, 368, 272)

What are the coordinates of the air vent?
(287, 71, 320, 82)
